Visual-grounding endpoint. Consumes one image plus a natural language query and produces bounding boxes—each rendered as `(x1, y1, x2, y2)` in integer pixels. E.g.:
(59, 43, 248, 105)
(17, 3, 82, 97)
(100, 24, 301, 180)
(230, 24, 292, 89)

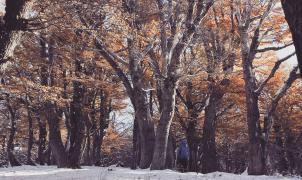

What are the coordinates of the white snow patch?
(0, 166, 300, 180)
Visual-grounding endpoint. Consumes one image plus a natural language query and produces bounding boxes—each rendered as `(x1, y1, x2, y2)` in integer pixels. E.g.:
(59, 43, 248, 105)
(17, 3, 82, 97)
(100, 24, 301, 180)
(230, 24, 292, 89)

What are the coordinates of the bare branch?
(95, 38, 133, 98)
(256, 42, 294, 53)
(255, 52, 296, 94)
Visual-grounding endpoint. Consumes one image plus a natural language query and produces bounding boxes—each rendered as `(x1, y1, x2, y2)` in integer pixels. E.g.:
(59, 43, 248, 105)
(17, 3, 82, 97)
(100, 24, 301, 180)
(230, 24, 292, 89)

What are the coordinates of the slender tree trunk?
(83, 113, 92, 165)
(36, 115, 47, 165)
(26, 103, 35, 165)
(6, 101, 21, 166)
(131, 117, 139, 169)
(284, 129, 297, 174)
(151, 78, 177, 170)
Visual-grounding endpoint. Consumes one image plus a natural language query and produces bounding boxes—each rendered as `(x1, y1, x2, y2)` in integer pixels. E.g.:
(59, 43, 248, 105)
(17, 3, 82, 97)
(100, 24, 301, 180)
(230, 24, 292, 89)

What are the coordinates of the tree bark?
(239, 27, 265, 175)
(6, 99, 21, 167)
(281, 0, 302, 76)
(201, 94, 219, 173)
(0, 0, 33, 64)
(45, 102, 68, 168)
(186, 113, 199, 172)
(151, 78, 177, 170)
(36, 115, 47, 165)
(26, 101, 35, 165)
(67, 58, 85, 168)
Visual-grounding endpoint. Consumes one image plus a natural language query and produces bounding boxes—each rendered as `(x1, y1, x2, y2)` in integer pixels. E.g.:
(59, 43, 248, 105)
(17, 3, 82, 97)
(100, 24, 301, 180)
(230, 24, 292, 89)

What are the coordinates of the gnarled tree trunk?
(45, 102, 68, 168)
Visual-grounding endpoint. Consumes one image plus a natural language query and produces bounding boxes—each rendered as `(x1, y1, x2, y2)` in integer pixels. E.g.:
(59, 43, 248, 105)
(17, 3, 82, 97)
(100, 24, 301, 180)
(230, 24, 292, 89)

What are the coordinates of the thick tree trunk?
(133, 90, 155, 169)
(6, 102, 21, 167)
(151, 78, 177, 170)
(201, 94, 219, 173)
(0, 0, 33, 64)
(45, 102, 68, 168)
(281, 0, 302, 76)
(68, 74, 85, 168)
(245, 79, 264, 175)
(240, 29, 265, 175)
(186, 116, 199, 172)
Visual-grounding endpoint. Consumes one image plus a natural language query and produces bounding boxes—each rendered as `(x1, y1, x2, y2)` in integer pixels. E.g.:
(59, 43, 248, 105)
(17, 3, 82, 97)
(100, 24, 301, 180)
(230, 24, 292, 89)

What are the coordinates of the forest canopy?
(0, 0, 302, 177)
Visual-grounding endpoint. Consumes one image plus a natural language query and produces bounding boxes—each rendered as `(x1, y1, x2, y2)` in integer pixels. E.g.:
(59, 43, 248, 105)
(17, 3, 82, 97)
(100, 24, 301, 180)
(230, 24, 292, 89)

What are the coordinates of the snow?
(0, 166, 300, 180)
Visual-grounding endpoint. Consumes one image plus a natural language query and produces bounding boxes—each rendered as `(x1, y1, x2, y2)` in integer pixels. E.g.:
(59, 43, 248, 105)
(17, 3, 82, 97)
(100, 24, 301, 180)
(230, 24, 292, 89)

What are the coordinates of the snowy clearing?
(0, 166, 300, 180)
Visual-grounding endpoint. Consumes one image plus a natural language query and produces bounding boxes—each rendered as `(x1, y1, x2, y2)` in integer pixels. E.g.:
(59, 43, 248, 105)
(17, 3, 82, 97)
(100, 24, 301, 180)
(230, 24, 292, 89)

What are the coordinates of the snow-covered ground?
(0, 166, 300, 180)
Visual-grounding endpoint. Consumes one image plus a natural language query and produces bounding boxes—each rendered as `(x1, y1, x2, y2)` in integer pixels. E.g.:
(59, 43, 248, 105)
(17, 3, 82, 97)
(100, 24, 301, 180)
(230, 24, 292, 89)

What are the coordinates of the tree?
(0, 0, 34, 64)
(281, 0, 302, 76)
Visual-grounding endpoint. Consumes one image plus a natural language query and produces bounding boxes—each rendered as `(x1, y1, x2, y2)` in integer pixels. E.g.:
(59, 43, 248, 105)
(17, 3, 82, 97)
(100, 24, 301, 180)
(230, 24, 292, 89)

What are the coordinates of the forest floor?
(0, 165, 300, 180)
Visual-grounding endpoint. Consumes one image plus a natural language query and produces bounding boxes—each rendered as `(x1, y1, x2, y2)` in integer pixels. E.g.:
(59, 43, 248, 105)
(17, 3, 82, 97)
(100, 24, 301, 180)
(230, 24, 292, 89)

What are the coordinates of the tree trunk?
(284, 129, 297, 174)
(281, 0, 302, 76)
(165, 133, 176, 169)
(240, 29, 265, 175)
(0, 0, 33, 64)
(36, 115, 47, 165)
(133, 90, 155, 169)
(68, 75, 85, 168)
(82, 113, 92, 165)
(131, 117, 139, 169)
(6, 101, 21, 167)
(186, 115, 199, 172)
(45, 102, 68, 168)
(26, 103, 35, 165)
(151, 78, 177, 170)
(201, 94, 219, 173)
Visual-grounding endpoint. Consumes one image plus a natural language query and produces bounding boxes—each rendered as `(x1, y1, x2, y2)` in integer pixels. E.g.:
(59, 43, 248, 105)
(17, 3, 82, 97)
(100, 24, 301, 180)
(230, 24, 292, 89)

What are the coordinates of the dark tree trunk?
(186, 115, 199, 172)
(45, 102, 68, 168)
(131, 117, 139, 169)
(151, 78, 177, 170)
(83, 113, 92, 166)
(133, 90, 155, 169)
(128, 39, 155, 169)
(26, 102, 35, 165)
(94, 91, 110, 166)
(284, 129, 297, 174)
(0, 0, 33, 64)
(281, 0, 302, 76)
(271, 123, 288, 174)
(67, 58, 85, 168)
(6, 101, 21, 167)
(240, 29, 265, 175)
(201, 95, 219, 173)
(36, 115, 47, 165)
(201, 83, 227, 173)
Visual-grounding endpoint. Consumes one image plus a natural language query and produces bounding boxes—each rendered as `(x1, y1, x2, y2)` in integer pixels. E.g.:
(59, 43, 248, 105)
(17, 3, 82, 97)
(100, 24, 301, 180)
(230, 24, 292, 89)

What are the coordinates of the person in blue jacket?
(176, 139, 189, 171)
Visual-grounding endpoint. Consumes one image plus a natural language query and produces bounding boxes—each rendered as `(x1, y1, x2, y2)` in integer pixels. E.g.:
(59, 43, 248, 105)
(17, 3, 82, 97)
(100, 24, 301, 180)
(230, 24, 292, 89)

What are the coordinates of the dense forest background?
(0, 0, 302, 177)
